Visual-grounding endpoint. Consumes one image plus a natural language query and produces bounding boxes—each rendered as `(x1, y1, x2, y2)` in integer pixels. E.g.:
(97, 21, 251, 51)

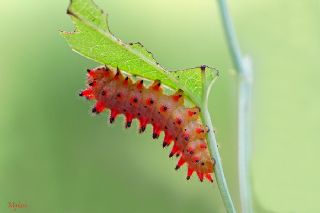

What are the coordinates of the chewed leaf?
(61, 0, 218, 106)
(129, 42, 157, 62)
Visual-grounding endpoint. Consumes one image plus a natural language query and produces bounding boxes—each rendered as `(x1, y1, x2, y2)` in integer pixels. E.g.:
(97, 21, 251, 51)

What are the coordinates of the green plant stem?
(238, 60, 253, 213)
(201, 72, 236, 213)
(216, 0, 253, 212)
(217, 0, 245, 75)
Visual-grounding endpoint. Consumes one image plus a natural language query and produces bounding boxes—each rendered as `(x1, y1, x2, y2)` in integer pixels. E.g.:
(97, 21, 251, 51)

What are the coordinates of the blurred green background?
(0, 0, 319, 212)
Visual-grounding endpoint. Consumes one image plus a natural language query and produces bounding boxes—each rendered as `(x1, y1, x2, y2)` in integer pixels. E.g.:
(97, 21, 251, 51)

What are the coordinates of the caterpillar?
(79, 66, 215, 182)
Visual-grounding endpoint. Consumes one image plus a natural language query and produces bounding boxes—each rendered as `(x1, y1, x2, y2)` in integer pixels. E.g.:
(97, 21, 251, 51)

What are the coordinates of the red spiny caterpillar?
(79, 66, 215, 182)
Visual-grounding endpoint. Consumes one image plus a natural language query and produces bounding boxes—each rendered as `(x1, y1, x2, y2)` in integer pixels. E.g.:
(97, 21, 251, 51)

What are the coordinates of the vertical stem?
(201, 72, 236, 213)
(238, 61, 253, 213)
(216, 0, 254, 212)
(216, 0, 245, 74)
(202, 108, 237, 213)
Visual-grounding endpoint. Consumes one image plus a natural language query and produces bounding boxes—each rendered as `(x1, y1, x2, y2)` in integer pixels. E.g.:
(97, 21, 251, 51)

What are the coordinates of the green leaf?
(61, 0, 218, 106)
